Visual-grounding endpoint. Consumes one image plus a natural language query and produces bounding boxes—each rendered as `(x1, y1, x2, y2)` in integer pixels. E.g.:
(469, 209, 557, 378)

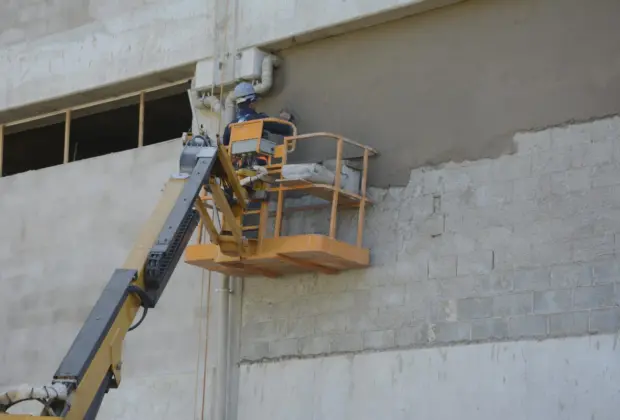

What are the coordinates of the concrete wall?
(240, 116, 620, 359)
(238, 335, 620, 420)
(2, 0, 620, 418)
(2, 118, 618, 418)
(0, 140, 209, 418)
(0, 0, 211, 120)
(235, 116, 620, 418)
(0, 0, 455, 122)
(6, 0, 620, 186)
(261, 0, 620, 186)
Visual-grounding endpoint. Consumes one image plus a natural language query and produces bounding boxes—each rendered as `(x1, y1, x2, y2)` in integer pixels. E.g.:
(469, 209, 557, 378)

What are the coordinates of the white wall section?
(235, 0, 460, 47)
(238, 334, 620, 420)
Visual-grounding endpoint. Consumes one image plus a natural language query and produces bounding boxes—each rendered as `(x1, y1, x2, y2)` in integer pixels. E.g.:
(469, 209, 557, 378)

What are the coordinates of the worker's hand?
(251, 165, 268, 178)
(279, 109, 295, 123)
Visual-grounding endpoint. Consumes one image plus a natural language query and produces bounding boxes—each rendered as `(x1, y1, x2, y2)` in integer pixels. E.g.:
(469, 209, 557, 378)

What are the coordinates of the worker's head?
(234, 82, 257, 109)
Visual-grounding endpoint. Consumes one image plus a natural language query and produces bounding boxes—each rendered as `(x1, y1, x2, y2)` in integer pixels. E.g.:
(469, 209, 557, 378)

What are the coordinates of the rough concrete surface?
(240, 116, 620, 362)
(2, 117, 619, 418)
(237, 0, 459, 49)
(0, 0, 454, 121)
(238, 334, 620, 420)
(0, 140, 209, 419)
(261, 0, 620, 186)
(0, 0, 212, 116)
(1, 1, 620, 417)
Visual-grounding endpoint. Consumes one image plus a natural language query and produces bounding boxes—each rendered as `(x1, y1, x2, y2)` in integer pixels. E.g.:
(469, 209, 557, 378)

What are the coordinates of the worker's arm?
(258, 112, 295, 137)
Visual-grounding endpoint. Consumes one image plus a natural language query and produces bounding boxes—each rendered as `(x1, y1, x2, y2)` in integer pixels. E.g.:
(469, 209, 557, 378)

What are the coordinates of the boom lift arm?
(0, 118, 377, 419)
(0, 138, 246, 419)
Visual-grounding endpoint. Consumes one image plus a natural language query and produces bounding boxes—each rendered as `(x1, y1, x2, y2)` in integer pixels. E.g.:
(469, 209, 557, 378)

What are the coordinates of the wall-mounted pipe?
(199, 94, 222, 113)
(223, 54, 281, 126)
(214, 274, 230, 420)
(191, 53, 281, 142)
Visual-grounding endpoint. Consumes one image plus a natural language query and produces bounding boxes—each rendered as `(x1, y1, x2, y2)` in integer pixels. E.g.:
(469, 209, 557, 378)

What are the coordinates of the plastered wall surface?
(261, 0, 620, 186)
(238, 334, 620, 420)
(240, 116, 620, 362)
(0, 140, 210, 419)
(235, 0, 458, 48)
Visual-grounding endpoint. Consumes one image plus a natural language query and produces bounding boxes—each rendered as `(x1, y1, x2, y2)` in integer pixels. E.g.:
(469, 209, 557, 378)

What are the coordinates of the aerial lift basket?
(184, 118, 378, 277)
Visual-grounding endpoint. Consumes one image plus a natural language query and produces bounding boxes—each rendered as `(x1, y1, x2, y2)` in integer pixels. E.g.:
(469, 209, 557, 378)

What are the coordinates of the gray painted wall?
(261, 0, 620, 187)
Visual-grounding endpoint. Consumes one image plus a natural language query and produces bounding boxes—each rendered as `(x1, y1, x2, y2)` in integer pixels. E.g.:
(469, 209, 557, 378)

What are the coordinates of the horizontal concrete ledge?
(255, 0, 464, 51)
(194, 0, 463, 91)
(238, 330, 614, 365)
(0, 64, 195, 132)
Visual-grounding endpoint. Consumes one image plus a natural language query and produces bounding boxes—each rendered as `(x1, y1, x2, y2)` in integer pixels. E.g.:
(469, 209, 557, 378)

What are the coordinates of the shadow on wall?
(259, 0, 620, 187)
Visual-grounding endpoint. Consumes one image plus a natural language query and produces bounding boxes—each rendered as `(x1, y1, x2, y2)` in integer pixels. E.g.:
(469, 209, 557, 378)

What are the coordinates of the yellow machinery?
(186, 118, 377, 277)
(0, 118, 376, 419)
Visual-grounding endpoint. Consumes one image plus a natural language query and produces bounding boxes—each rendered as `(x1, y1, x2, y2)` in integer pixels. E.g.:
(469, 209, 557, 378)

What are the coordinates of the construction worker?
(222, 82, 294, 239)
(222, 82, 295, 150)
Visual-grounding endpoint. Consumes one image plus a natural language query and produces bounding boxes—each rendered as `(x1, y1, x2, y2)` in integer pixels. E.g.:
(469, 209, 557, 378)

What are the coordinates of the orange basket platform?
(184, 123, 378, 278)
(185, 234, 369, 277)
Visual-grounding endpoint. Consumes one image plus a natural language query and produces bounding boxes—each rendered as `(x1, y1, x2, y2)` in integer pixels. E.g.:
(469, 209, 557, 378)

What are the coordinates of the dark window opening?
(143, 91, 193, 146)
(3, 121, 64, 177)
(2, 86, 192, 177)
(69, 103, 139, 161)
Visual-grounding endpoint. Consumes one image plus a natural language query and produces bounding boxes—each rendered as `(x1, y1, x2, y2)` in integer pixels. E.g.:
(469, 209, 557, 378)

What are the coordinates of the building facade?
(1, 0, 620, 418)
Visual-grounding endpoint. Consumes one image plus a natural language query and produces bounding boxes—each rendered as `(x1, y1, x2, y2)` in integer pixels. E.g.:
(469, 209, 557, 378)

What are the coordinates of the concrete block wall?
(240, 116, 620, 361)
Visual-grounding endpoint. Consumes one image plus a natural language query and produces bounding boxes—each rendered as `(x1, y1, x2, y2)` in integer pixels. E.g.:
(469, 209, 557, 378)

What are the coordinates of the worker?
(222, 82, 295, 149)
(220, 83, 296, 238)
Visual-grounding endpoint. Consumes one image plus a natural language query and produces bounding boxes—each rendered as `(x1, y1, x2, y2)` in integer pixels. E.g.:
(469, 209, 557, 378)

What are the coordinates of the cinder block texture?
(241, 117, 620, 361)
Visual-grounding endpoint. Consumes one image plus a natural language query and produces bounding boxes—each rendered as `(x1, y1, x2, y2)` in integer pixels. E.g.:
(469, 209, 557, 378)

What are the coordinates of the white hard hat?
(233, 82, 257, 104)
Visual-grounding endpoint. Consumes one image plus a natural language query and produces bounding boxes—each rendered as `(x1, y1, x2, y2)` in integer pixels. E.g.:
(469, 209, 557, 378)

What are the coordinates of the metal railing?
(273, 132, 378, 247)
